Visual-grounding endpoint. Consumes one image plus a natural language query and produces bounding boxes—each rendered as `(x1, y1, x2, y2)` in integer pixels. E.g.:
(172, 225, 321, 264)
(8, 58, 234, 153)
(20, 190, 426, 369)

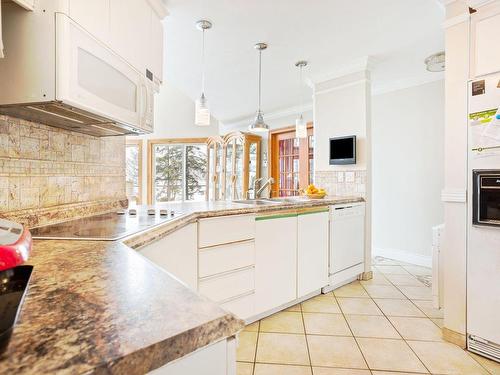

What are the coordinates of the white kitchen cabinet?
(148, 337, 236, 375)
(68, 0, 110, 43)
(150, 10, 164, 83)
(255, 213, 297, 315)
(109, 0, 164, 84)
(297, 209, 329, 298)
(11, 0, 35, 11)
(109, 0, 150, 75)
(471, 3, 500, 77)
(139, 223, 197, 290)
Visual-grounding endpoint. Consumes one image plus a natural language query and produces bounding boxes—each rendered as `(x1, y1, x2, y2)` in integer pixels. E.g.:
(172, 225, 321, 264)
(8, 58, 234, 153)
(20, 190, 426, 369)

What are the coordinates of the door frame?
(268, 122, 313, 197)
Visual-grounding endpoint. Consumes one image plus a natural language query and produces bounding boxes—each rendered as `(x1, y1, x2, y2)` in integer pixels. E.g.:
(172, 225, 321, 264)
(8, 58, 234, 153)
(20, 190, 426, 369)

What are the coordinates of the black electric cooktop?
(30, 209, 183, 241)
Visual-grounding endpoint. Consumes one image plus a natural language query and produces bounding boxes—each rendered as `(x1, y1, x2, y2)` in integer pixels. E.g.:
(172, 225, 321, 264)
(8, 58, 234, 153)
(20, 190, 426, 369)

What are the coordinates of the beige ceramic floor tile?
(362, 284, 406, 299)
(260, 311, 305, 334)
(237, 361, 254, 375)
(346, 315, 401, 339)
(408, 340, 489, 374)
(371, 372, 427, 375)
(431, 318, 444, 328)
(357, 337, 427, 373)
(256, 332, 310, 366)
(237, 331, 258, 362)
(388, 317, 443, 341)
(307, 335, 368, 369)
(254, 363, 312, 375)
(384, 274, 425, 286)
(372, 257, 403, 266)
(333, 281, 370, 298)
(303, 312, 351, 336)
(373, 298, 425, 317)
(244, 321, 260, 332)
(337, 297, 383, 315)
(375, 265, 411, 275)
(402, 265, 432, 276)
(397, 286, 433, 301)
(469, 351, 500, 375)
(412, 300, 444, 318)
(286, 304, 302, 312)
(313, 368, 371, 375)
(302, 293, 341, 314)
(360, 272, 392, 286)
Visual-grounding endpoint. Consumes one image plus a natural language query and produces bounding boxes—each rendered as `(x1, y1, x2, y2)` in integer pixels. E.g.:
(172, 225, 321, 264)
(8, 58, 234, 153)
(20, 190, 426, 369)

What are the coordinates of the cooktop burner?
(31, 209, 183, 241)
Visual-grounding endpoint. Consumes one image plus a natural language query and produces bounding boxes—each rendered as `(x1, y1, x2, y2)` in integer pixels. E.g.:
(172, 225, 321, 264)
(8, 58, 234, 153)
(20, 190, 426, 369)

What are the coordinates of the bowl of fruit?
(303, 184, 327, 199)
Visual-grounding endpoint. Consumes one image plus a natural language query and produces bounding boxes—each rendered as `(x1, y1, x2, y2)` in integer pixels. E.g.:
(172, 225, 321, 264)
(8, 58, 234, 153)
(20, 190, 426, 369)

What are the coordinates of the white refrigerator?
(467, 72, 500, 362)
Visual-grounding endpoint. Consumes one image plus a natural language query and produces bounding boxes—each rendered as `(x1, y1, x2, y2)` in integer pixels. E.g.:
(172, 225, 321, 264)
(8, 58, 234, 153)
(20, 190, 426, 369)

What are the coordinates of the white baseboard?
(373, 247, 432, 268)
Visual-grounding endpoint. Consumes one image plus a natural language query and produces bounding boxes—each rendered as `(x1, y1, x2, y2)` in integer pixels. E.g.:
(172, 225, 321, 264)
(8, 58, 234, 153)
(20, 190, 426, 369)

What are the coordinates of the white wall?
(372, 80, 445, 263)
(314, 71, 370, 171)
(143, 83, 220, 140)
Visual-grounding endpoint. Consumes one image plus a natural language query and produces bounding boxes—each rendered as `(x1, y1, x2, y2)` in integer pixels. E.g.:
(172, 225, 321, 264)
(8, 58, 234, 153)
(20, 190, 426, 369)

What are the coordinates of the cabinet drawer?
(198, 215, 255, 248)
(221, 292, 255, 320)
(199, 240, 255, 278)
(199, 267, 254, 303)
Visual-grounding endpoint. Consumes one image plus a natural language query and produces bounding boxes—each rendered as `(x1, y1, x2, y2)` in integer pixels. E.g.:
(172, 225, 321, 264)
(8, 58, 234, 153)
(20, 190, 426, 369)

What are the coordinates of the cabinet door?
(255, 214, 297, 314)
(68, 0, 110, 43)
(234, 138, 244, 200)
(224, 142, 234, 200)
(139, 223, 197, 290)
(109, 0, 151, 75)
(472, 9, 500, 77)
(297, 210, 329, 298)
(150, 11, 164, 82)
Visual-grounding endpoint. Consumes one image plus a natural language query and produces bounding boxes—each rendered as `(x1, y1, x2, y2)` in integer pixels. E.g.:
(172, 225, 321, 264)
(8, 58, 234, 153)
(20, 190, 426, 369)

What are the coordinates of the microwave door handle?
(140, 82, 148, 124)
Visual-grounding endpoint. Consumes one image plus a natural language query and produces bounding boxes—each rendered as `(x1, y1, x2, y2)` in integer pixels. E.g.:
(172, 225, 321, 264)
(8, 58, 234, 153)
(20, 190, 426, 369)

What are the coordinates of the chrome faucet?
(255, 177, 275, 199)
(246, 177, 264, 199)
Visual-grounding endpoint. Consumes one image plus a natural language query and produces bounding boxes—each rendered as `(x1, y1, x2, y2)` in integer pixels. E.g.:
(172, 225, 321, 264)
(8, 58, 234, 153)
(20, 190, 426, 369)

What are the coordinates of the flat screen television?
(329, 135, 356, 165)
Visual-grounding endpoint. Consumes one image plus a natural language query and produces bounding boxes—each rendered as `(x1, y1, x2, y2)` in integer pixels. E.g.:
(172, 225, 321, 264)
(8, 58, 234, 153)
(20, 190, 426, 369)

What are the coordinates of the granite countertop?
(0, 196, 363, 374)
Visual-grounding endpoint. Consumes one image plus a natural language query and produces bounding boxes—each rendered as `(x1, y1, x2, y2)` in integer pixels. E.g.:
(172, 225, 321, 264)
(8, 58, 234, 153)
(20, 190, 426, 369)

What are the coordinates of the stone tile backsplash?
(0, 115, 126, 217)
(315, 170, 366, 197)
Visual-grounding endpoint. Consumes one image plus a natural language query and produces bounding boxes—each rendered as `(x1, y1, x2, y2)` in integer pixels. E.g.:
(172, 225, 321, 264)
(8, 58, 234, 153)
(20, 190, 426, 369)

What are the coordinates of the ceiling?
(163, 0, 445, 125)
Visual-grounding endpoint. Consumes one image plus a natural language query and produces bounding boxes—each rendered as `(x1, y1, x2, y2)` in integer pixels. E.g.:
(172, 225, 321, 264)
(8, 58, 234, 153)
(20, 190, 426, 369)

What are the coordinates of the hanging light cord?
(258, 48, 262, 112)
(201, 27, 206, 96)
(299, 65, 303, 117)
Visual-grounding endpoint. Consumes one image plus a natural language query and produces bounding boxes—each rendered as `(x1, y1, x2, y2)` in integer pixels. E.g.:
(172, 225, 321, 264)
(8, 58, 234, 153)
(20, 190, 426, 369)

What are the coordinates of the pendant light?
(295, 60, 308, 138)
(249, 42, 269, 132)
(195, 19, 212, 126)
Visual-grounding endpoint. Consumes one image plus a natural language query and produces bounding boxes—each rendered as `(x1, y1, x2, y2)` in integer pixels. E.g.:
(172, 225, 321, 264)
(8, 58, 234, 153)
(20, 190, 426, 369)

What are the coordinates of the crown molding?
(372, 75, 444, 96)
(306, 56, 376, 88)
(148, 0, 169, 18)
(442, 12, 470, 28)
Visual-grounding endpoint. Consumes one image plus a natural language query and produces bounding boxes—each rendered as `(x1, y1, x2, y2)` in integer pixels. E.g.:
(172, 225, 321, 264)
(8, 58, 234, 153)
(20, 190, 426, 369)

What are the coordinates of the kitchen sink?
(232, 199, 282, 206)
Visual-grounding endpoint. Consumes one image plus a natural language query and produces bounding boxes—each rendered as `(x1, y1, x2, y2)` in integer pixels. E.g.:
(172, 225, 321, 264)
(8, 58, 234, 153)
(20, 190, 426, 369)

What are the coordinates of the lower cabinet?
(297, 209, 329, 298)
(148, 337, 236, 375)
(138, 223, 198, 290)
(255, 213, 298, 315)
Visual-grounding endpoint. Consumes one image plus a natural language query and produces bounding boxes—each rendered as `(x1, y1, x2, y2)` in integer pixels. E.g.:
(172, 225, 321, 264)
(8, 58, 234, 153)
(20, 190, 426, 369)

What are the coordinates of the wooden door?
(270, 124, 314, 197)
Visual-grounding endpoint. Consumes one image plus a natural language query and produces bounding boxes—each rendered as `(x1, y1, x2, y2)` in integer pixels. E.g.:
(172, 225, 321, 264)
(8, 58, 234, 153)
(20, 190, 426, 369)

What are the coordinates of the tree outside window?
(153, 143, 207, 202)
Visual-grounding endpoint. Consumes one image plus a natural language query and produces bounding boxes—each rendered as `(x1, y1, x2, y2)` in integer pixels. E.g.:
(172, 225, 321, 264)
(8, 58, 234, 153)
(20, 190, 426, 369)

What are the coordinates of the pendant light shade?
(249, 43, 269, 133)
(195, 20, 212, 126)
(295, 60, 308, 138)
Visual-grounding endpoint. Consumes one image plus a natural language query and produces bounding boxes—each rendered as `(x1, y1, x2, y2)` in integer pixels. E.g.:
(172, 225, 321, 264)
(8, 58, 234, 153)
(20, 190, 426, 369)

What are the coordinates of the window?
(125, 140, 142, 204)
(148, 139, 207, 203)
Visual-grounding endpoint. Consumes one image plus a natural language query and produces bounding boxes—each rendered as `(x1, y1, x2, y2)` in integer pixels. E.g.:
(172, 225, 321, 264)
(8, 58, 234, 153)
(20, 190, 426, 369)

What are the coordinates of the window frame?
(125, 139, 143, 204)
(147, 138, 208, 204)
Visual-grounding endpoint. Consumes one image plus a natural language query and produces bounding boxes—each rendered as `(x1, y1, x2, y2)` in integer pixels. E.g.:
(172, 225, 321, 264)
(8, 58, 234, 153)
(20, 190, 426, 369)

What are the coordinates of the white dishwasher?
(327, 202, 365, 289)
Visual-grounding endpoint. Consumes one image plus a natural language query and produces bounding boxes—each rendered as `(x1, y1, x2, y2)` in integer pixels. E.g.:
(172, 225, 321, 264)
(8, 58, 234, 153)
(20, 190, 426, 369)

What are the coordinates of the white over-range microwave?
(0, 5, 154, 137)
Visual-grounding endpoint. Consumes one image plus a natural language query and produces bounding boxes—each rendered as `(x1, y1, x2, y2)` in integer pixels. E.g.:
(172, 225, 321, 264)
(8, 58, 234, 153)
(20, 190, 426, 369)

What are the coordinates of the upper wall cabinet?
(68, 0, 166, 88)
(470, 3, 500, 78)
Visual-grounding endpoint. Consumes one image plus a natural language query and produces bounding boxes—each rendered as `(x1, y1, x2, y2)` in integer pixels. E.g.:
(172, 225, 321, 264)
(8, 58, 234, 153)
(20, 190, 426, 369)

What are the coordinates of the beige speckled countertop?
(0, 196, 363, 374)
